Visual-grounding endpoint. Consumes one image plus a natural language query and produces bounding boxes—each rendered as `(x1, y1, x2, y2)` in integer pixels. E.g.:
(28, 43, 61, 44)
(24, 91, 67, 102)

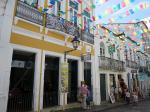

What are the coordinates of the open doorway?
(43, 56, 59, 108)
(67, 59, 78, 103)
(7, 50, 35, 112)
(100, 74, 106, 101)
(84, 62, 92, 90)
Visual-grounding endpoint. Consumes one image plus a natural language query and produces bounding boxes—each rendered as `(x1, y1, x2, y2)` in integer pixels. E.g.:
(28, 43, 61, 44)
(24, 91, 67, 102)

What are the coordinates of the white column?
(78, 60, 84, 87)
(33, 50, 45, 111)
(0, 0, 16, 42)
(92, 55, 100, 105)
(115, 74, 119, 89)
(0, 45, 13, 112)
(59, 57, 68, 106)
(0, 0, 16, 112)
(106, 73, 110, 101)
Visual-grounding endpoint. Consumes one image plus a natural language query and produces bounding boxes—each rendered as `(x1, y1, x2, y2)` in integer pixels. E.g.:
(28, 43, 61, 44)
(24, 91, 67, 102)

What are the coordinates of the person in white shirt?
(125, 89, 130, 104)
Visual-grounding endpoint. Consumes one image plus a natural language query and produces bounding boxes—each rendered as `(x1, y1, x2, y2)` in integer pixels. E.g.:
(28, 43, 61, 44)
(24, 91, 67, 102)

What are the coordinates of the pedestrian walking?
(132, 89, 138, 105)
(86, 87, 92, 109)
(79, 81, 88, 109)
(125, 89, 130, 104)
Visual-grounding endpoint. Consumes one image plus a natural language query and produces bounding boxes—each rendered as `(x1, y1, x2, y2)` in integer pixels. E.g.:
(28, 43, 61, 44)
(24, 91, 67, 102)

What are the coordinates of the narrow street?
(100, 100, 150, 112)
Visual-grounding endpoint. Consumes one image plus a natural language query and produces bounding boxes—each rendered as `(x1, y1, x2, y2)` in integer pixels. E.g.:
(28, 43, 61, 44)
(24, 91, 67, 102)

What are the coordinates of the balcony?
(46, 14, 80, 37)
(99, 56, 125, 72)
(15, 1, 94, 44)
(81, 30, 94, 44)
(126, 60, 139, 69)
(16, 1, 43, 25)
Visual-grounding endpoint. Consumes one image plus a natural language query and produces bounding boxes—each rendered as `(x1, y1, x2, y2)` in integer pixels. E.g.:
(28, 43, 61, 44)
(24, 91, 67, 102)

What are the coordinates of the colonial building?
(94, 26, 126, 104)
(0, 0, 95, 112)
(94, 21, 150, 104)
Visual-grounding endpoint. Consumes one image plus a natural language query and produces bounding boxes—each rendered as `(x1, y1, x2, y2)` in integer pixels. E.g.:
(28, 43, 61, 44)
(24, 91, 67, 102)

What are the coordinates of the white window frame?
(69, 6, 78, 25)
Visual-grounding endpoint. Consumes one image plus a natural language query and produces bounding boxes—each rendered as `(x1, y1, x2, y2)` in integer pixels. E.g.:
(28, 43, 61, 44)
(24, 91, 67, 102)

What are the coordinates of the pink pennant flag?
(121, 2, 126, 8)
(139, 3, 144, 9)
(77, 0, 82, 3)
(126, 11, 130, 16)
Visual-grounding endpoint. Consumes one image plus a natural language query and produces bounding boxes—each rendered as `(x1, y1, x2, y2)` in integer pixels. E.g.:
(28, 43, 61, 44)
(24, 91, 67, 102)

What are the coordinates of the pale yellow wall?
(10, 33, 94, 56)
(11, 0, 95, 57)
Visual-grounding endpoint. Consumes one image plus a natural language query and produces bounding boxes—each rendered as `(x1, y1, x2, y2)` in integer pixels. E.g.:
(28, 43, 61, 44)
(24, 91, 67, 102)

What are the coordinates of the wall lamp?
(64, 36, 80, 61)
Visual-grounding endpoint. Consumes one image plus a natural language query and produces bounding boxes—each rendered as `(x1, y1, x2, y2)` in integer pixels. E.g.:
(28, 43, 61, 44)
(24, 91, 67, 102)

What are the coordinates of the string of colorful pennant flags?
(27, 0, 149, 51)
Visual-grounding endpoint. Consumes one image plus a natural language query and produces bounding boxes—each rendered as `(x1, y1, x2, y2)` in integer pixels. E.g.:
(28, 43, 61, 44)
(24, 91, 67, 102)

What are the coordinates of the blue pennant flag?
(129, 9, 134, 14)
(50, 0, 55, 5)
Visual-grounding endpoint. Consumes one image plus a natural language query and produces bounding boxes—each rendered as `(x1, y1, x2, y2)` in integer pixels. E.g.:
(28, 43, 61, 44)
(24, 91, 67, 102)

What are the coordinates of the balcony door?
(70, 8, 78, 26)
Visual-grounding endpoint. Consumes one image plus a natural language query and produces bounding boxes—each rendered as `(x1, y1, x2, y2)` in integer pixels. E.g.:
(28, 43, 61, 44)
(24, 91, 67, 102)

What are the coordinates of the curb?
(93, 99, 148, 112)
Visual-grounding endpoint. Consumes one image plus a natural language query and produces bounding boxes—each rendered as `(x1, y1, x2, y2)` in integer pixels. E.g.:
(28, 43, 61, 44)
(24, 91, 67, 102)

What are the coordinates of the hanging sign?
(81, 53, 91, 61)
(60, 62, 68, 93)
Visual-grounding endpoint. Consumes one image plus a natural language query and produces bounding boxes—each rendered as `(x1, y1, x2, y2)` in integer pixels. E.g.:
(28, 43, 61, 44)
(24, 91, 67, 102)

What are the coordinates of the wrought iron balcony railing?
(16, 2, 94, 44)
(16, 1, 43, 25)
(46, 14, 80, 37)
(99, 56, 125, 72)
(126, 60, 139, 69)
(81, 30, 94, 44)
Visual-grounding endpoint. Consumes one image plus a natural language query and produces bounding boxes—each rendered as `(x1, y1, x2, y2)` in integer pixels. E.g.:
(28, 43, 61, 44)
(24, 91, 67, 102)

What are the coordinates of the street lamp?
(64, 36, 80, 61)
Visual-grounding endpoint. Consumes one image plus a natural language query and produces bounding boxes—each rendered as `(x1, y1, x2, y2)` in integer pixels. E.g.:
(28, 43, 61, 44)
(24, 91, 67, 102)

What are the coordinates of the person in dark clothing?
(86, 87, 92, 109)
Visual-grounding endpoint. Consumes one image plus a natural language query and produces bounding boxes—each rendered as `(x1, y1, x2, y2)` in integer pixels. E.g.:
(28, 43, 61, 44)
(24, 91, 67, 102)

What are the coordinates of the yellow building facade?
(0, 0, 96, 112)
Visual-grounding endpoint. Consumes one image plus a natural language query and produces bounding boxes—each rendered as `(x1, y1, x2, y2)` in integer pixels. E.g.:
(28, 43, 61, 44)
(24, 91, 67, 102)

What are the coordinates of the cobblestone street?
(100, 100, 150, 112)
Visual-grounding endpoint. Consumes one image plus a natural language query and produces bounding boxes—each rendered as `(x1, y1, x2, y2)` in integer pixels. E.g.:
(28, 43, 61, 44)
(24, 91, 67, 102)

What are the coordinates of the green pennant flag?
(79, 24, 82, 27)
(91, 4, 96, 9)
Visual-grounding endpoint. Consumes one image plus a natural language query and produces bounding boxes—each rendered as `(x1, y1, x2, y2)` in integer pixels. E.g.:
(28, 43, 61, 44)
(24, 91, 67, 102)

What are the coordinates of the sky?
(95, 0, 150, 24)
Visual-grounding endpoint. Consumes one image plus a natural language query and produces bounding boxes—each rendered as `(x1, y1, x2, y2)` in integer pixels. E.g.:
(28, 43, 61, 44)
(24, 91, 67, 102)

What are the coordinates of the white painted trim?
(44, 35, 82, 50)
(44, 35, 65, 46)
(66, 55, 81, 61)
(12, 26, 43, 40)
(43, 50, 63, 58)
(11, 44, 41, 111)
(14, 17, 43, 32)
(11, 43, 40, 53)
(45, 27, 74, 38)
(43, 50, 63, 106)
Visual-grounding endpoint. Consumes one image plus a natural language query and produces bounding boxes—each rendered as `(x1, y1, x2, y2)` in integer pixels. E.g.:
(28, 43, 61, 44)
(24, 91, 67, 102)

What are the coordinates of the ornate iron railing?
(99, 56, 125, 71)
(81, 30, 94, 44)
(46, 14, 80, 37)
(46, 14, 66, 33)
(126, 60, 139, 69)
(7, 92, 32, 112)
(16, 1, 95, 44)
(16, 1, 43, 25)
(64, 21, 80, 37)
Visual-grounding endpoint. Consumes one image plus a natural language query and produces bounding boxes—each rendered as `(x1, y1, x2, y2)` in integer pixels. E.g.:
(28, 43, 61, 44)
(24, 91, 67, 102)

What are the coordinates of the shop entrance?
(67, 59, 78, 103)
(43, 56, 59, 108)
(7, 50, 35, 112)
(84, 62, 92, 89)
(100, 74, 106, 101)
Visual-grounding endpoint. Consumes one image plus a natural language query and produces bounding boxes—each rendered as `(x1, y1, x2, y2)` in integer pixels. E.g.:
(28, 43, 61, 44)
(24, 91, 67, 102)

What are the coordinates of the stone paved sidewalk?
(47, 102, 126, 112)
(43, 99, 147, 112)
(63, 102, 126, 112)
